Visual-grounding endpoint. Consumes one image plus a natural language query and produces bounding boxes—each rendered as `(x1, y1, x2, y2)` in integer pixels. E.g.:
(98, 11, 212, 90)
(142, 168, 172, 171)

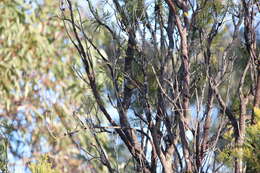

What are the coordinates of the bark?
(254, 73, 260, 111)
(241, 0, 258, 124)
(164, 0, 192, 171)
(234, 61, 250, 173)
(199, 18, 221, 169)
(199, 88, 213, 169)
(234, 2, 258, 172)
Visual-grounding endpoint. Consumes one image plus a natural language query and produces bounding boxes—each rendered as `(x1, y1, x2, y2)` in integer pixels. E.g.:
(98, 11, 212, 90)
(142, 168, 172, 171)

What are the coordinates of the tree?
(61, 0, 260, 173)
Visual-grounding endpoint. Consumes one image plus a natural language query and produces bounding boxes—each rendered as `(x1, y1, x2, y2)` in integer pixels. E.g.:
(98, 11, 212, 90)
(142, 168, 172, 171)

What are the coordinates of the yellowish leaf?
(253, 107, 260, 121)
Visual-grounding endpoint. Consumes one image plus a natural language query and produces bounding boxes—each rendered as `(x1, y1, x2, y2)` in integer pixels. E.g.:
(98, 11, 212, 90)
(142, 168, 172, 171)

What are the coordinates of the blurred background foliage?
(0, 0, 125, 172)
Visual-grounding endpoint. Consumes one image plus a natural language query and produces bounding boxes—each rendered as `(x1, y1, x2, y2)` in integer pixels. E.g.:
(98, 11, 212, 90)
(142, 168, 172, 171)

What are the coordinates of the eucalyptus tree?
(60, 0, 260, 172)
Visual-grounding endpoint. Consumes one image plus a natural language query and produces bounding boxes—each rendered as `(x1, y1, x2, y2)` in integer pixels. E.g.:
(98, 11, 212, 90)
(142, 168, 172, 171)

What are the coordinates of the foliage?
(0, 138, 8, 173)
(29, 154, 61, 173)
(243, 108, 260, 173)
